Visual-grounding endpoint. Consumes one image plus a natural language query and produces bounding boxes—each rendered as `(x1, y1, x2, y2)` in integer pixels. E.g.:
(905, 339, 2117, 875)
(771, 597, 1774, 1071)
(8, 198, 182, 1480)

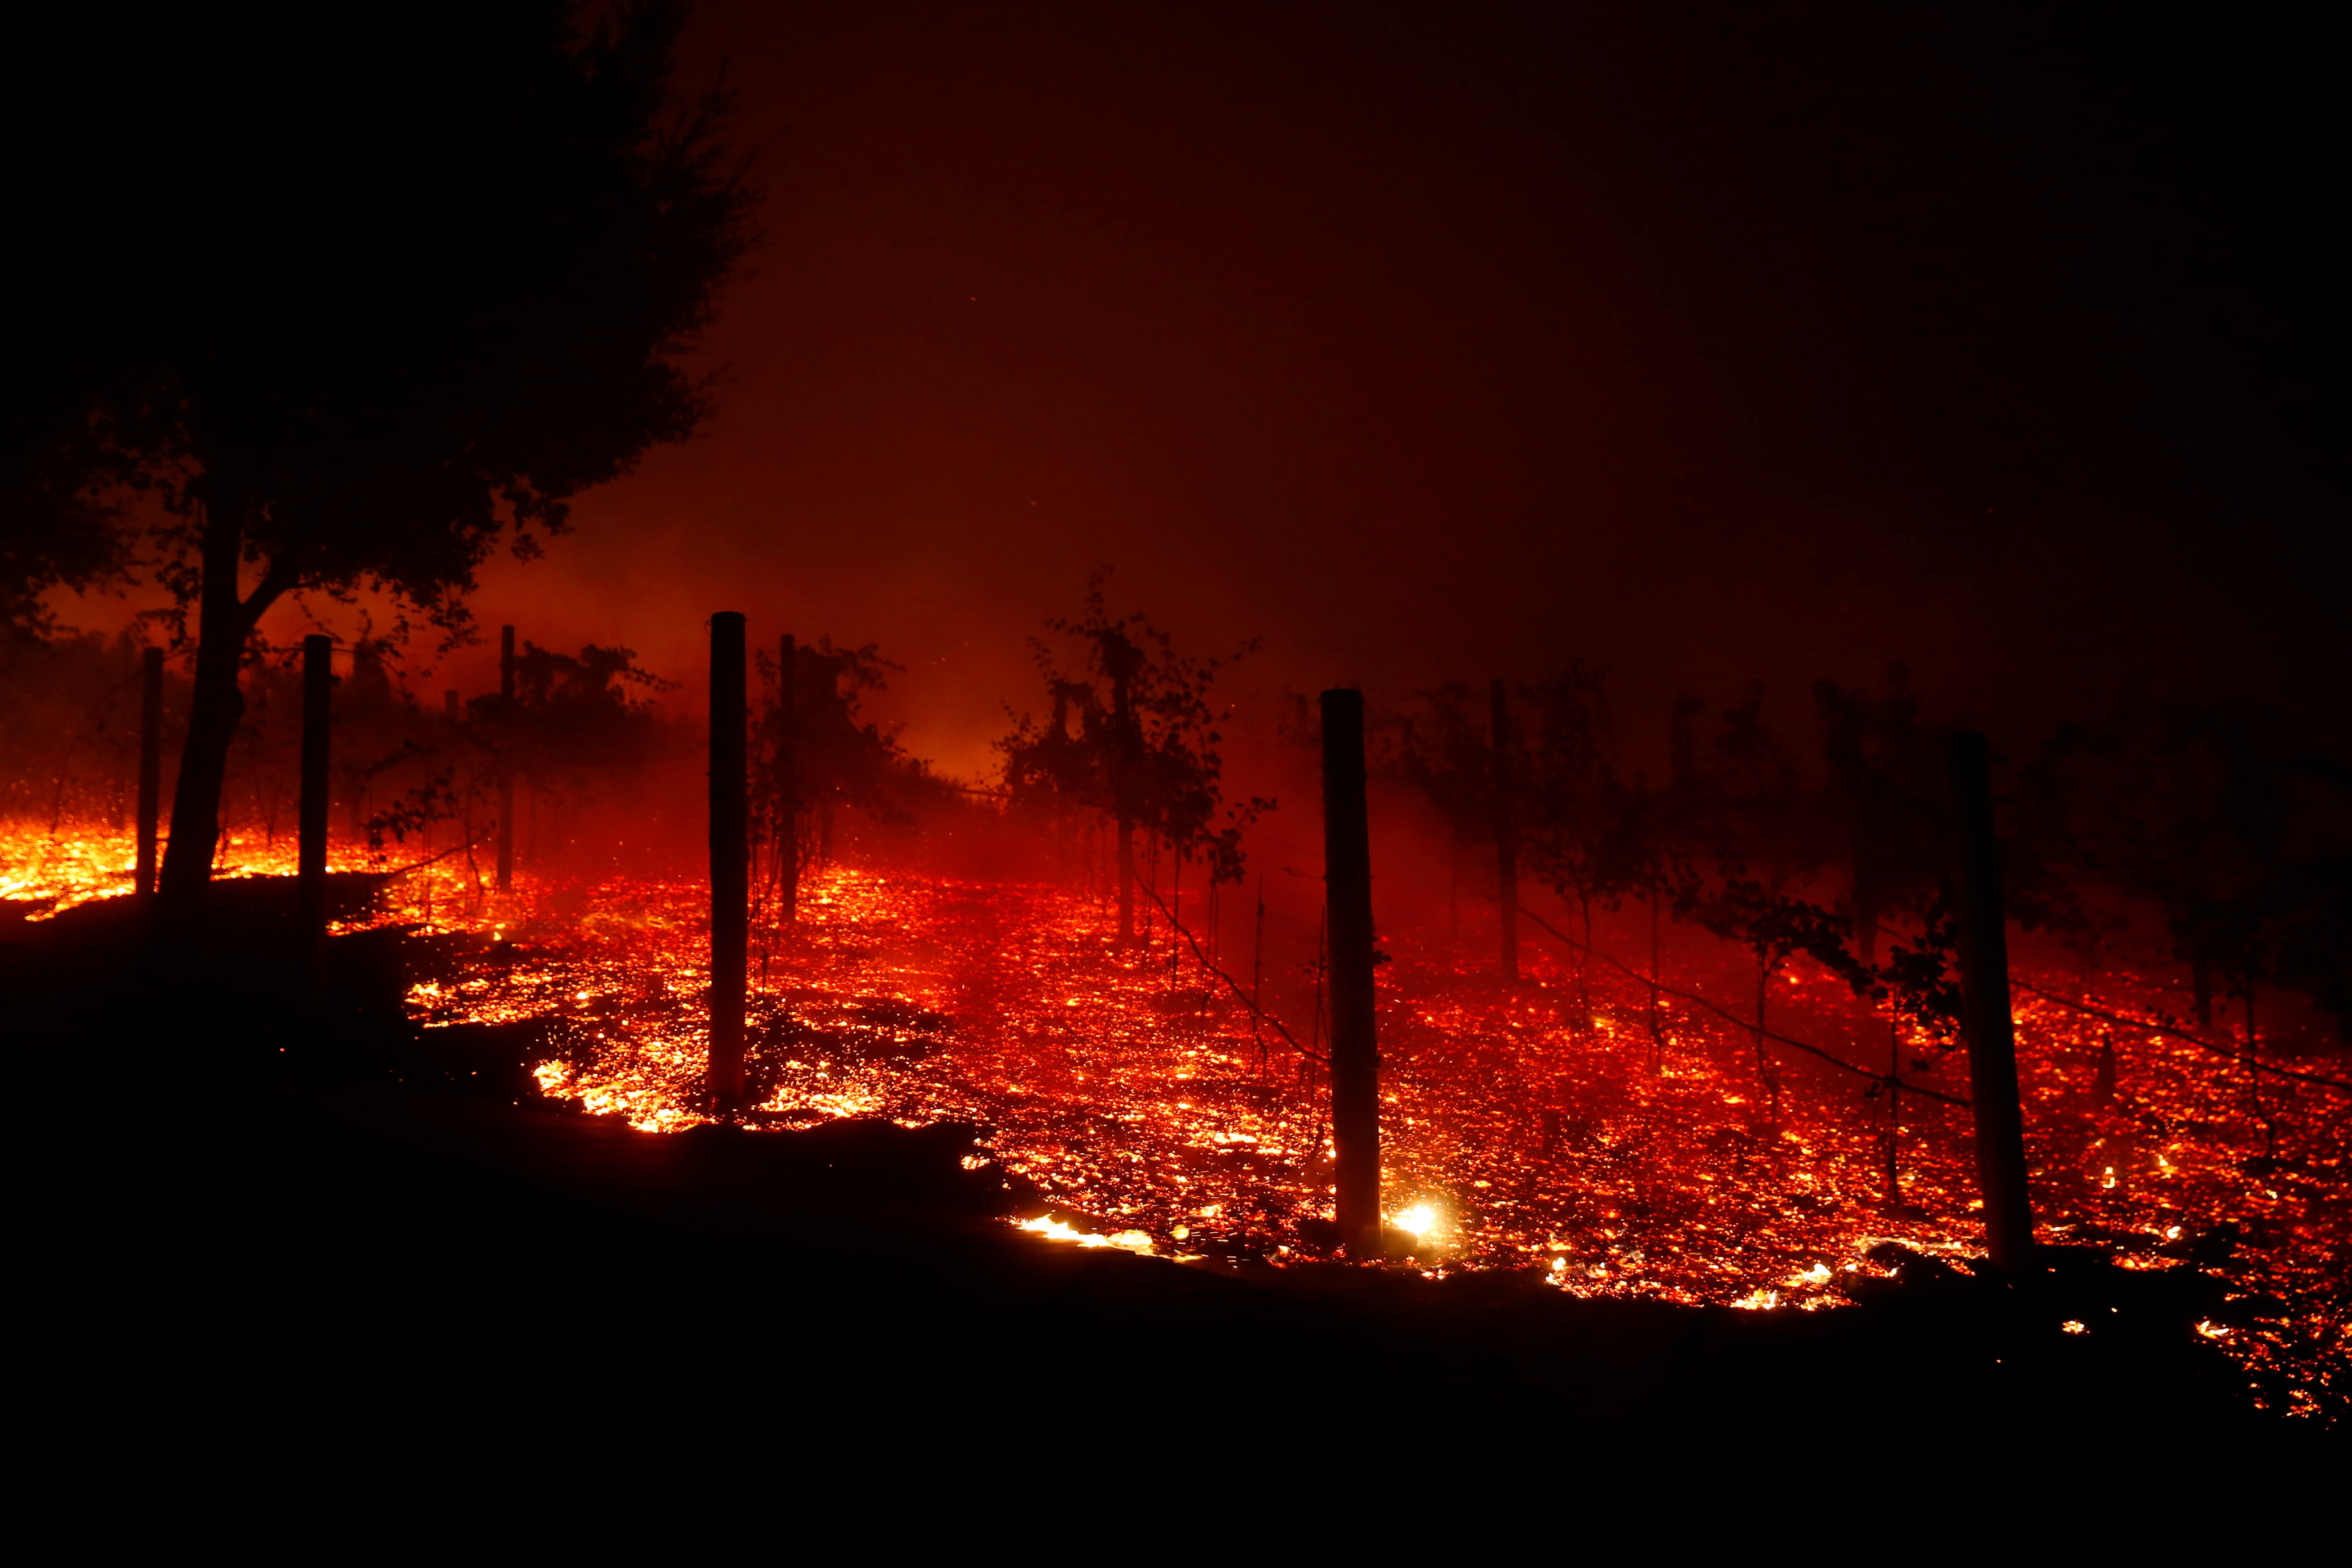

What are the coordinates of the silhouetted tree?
(468, 642, 674, 866)
(1395, 681, 1503, 947)
(1, 232, 140, 644)
(2026, 696, 2352, 1064)
(757, 636, 909, 882)
(15, 2, 754, 900)
(1591, 771, 1699, 1070)
(1674, 686, 1859, 1125)
(0, 396, 130, 644)
(1004, 674, 1101, 875)
(1000, 573, 1263, 941)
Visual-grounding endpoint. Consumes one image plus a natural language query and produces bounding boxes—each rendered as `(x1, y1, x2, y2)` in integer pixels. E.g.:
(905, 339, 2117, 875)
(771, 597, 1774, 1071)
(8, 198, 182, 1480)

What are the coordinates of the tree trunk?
(1948, 730, 2035, 1274)
(776, 632, 798, 921)
(1320, 688, 1381, 1257)
(159, 500, 253, 900)
(1490, 677, 1519, 982)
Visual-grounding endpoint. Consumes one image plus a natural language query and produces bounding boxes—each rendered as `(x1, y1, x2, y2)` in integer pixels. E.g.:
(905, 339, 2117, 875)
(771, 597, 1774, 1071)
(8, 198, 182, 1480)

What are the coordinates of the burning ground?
(11, 822, 2338, 1422)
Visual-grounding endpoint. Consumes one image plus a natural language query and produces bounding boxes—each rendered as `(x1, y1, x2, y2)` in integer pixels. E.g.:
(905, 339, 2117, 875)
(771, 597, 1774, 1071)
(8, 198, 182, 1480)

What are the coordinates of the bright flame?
(1015, 1216, 1154, 1255)
(1394, 1203, 1438, 1239)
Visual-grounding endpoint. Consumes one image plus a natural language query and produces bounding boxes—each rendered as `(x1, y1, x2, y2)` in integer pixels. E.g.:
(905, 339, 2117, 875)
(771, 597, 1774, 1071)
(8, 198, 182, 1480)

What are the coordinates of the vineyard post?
(1112, 658, 1137, 943)
(298, 634, 332, 951)
(1948, 729, 2035, 1272)
(708, 611, 749, 1110)
(1321, 687, 1382, 1256)
(777, 632, 798, 921)
(135, 646, 164, 898)
(495, 624, 515, 892)
(1490, 677, 1520, 982)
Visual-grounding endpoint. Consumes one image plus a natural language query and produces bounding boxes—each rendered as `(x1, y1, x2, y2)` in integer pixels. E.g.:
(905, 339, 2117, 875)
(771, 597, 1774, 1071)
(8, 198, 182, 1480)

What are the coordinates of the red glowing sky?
(69, 2, 2345, 775)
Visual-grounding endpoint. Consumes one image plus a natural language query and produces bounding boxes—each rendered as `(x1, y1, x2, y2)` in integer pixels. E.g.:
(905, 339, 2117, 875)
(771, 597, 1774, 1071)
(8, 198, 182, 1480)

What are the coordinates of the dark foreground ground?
(8, 892, 2335, 1516)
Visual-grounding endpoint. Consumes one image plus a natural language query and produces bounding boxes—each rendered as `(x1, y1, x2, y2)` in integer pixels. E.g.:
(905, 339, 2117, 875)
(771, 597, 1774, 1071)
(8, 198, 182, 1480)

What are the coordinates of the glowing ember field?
(7, 824, 2345, 1418)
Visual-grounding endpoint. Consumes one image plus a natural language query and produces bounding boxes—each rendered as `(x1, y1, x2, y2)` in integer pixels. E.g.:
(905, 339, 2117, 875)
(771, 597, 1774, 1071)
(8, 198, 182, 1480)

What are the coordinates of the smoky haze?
(149, 1, 2343, 777)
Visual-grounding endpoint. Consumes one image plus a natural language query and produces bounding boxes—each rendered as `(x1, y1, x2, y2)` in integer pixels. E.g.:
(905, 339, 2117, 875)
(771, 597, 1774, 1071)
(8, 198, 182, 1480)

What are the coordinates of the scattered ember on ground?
(7, 822, 2344, 1419)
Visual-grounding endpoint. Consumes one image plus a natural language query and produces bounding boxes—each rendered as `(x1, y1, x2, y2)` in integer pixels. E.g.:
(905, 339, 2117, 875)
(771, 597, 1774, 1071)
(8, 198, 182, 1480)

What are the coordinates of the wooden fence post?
(1491, 677, 1519, 983)
(136, 646, 163, 898)
(298, 634, 332, 945)
(709, 612, 749, 1110)
(1114, 664, 1136, 944)
(1949, 730, 2035, 1273)
(778, 632, 798, 922)
(495, 625, 516, 892)
(1321, 688, 1381, 1256)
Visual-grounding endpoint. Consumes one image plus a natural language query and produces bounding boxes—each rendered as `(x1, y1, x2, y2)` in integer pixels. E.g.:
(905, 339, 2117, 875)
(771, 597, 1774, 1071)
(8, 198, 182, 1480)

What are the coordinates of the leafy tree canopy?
(8, 1, 757, 891)
(19, 0, 752, 634)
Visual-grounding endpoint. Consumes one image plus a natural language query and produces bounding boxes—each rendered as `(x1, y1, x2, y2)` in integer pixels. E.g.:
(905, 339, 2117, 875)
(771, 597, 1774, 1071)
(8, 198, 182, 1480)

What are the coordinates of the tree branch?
(237, 548, 306, 634)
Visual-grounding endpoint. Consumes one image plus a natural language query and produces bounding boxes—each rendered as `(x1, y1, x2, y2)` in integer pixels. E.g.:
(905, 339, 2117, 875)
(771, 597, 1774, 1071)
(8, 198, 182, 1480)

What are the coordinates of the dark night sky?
(390, 2, 2338, 772)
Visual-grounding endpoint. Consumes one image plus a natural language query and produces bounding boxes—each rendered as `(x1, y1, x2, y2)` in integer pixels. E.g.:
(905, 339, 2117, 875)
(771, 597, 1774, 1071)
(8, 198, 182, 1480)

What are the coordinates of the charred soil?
(5, 891, 2328, 1489)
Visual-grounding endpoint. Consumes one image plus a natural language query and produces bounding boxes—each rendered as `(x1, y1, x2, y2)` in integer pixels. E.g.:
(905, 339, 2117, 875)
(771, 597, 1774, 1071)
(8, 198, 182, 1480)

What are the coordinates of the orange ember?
(7, 820, 2344, 1419)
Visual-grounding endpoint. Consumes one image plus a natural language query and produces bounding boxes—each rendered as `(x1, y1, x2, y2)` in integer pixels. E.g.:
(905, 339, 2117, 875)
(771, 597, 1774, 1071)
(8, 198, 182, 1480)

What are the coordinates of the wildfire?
(6, 818, 2345, 1419)
(1015, 1216, 1155, 1254)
